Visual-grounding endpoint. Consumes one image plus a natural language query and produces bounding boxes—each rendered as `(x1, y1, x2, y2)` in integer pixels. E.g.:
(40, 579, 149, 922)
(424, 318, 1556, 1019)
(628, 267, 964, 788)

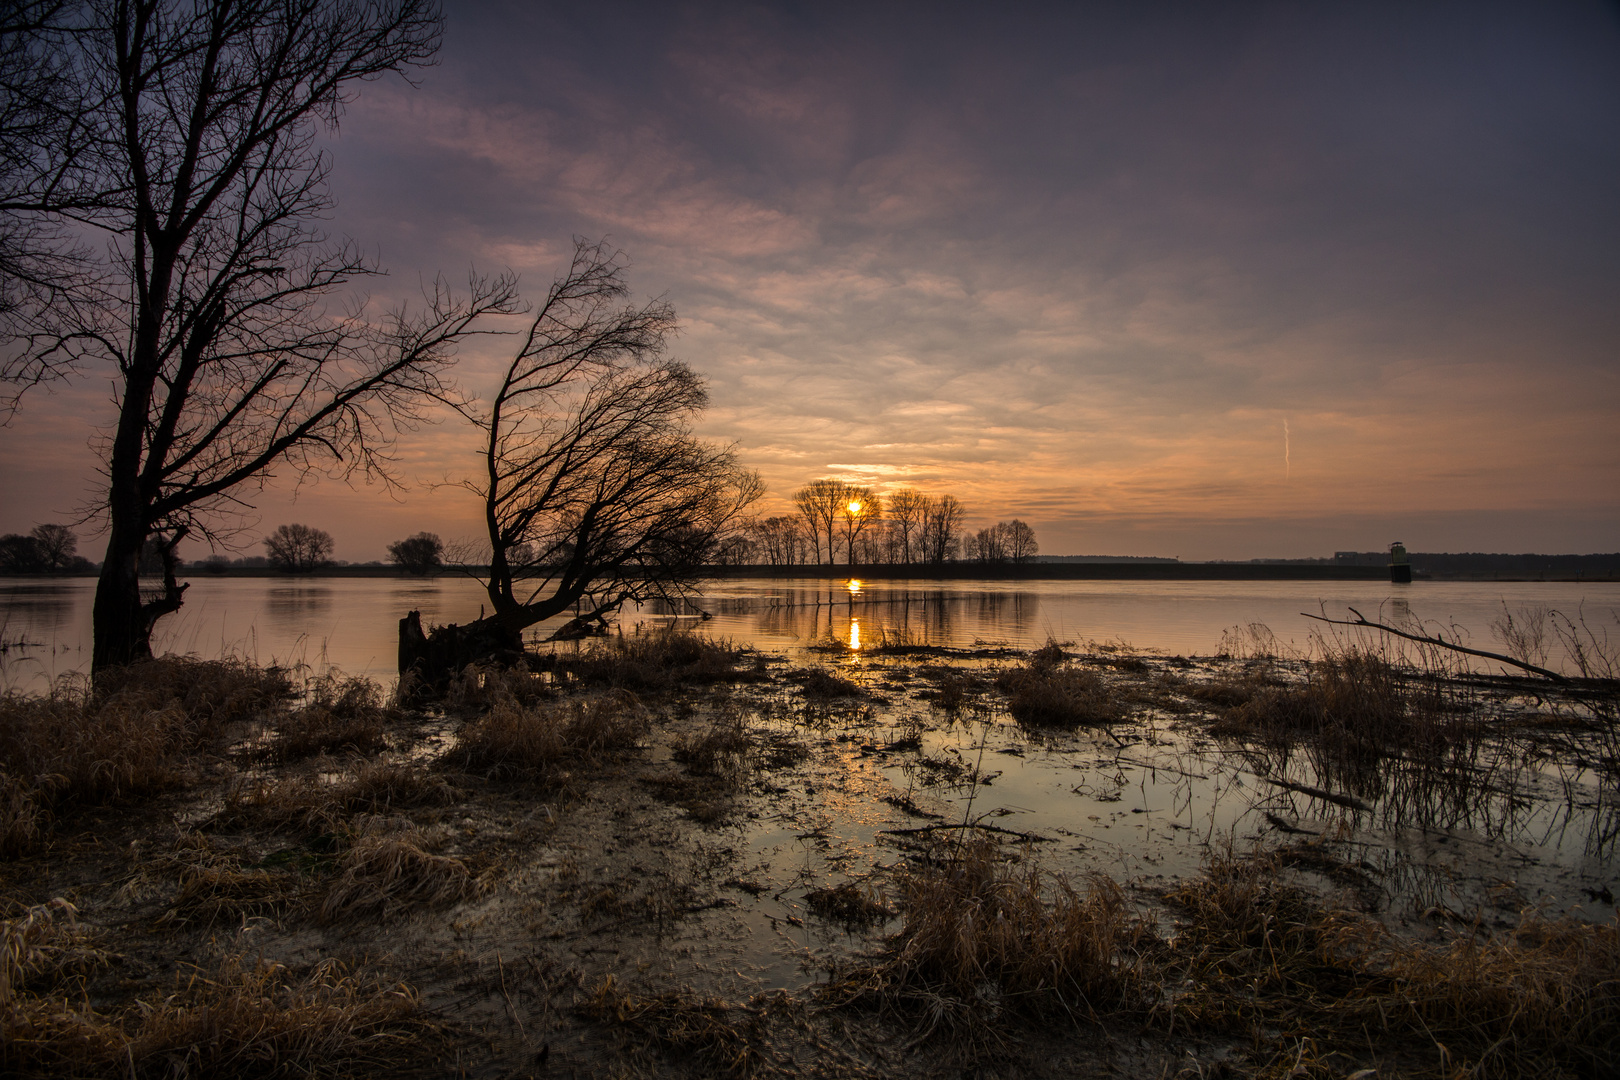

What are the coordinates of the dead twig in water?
(1263, 776, 1374, 813)
(879, 822, 1056, 843)
(1302, 608, 1569, 682)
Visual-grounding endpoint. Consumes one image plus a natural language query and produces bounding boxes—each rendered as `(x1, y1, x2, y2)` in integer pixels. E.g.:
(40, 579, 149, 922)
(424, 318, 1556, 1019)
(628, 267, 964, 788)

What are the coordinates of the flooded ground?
(3, 613, 1616, 1077)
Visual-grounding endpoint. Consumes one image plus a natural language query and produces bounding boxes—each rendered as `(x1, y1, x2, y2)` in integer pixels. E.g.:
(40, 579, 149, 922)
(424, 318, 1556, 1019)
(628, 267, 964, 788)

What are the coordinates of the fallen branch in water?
(1264, 776, 1375, 813)
(1302, 607, 1569, 683)
(879, 822, 1056, 843)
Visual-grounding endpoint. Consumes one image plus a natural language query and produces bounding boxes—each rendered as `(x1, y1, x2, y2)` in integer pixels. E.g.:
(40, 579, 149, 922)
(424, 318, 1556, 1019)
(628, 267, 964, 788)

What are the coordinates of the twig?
(879, 822, 1055, 842)
(1264, 776, 1374, 813)
(1302, 608, 1568, 683)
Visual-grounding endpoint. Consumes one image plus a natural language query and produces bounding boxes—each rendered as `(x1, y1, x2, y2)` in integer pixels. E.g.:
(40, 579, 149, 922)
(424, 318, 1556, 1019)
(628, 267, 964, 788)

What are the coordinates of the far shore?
(5, 563, 1618, 582)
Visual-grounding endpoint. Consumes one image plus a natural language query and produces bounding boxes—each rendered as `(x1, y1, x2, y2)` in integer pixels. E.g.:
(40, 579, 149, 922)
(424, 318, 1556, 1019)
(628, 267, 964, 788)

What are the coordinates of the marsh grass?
(795, 665, 863, 699)
(219, 762, 460, 835)
(450, 690, 647, 780)
(318, 832, 476, 924)
(672, 711, 752, 776)
(830, 836, 1142, 1040)
(265, 671, 390, 761)
(804, 881, 895, 930)
(0, 657, 292, 852)
(578, 975, 766, 1077)
(557, 628, 764, 690)
(1161, 843, 1620, 1077)
(3, 952, 440, 1079)
(995, 640, 1123, 727)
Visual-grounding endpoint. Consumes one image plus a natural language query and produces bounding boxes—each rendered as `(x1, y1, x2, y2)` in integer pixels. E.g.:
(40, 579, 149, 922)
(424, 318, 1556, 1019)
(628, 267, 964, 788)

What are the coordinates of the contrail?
(1284, 419, 1291, 479)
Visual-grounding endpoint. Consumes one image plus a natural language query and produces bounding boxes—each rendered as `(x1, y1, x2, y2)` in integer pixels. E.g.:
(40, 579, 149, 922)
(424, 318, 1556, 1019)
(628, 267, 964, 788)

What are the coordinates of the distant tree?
(387, 532, 444, 575)
(264, 524, 334, 572)
(794, 479, 848, 567)
(921, 494, 967, 564)
(0, 533, 43, 572)
(29, 523, 75, 570)
(887, 490, 929, 564)
(751, 515, 806, 566)
(1006, 519, 1038, 563)
(840, 488, 880, 566)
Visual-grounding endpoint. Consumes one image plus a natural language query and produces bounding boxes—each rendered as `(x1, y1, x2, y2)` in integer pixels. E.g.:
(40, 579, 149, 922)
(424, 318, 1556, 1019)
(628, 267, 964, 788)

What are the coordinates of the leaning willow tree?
(0, 1, 527, 671)
(398, 240, 762, 685)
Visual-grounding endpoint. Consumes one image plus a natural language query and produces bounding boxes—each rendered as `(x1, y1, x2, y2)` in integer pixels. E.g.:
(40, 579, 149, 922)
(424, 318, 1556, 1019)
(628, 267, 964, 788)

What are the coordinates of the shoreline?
(5, 564, 1618, 583)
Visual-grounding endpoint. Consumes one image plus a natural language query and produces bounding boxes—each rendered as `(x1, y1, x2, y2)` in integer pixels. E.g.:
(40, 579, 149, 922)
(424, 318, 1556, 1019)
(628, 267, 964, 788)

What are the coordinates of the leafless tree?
(387, 531, 443, 575)
(752, 515, 805, 566)
(840, 487, 878, 567)
(0, 1, 98, 349)
(920, 494, 966, 564)
(886, 489, 928, 565)
(28, 522, 76, 569)
(1006, 518, 1038, 563)
(0, 1, 526, 670)
(264, 523, 332, 572)
(794, 478, 847, 567)
(400, 241, 762, 681)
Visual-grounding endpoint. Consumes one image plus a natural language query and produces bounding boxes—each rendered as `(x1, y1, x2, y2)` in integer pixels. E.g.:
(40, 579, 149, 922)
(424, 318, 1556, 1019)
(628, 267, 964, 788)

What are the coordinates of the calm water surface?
(2, 574, 1615, 688)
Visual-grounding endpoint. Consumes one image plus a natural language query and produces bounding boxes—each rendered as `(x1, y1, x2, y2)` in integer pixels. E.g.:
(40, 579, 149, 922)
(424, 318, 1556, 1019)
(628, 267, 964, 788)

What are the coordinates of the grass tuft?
(450, 690, 647, 780)
(318, 832, 475, 924)
(266, 671, 390, 761)
(995, 640, 1123, 727)
(3, 953, 441, 1079)
(557, 628, 764, 690)
(830, 837, 1141, 1037)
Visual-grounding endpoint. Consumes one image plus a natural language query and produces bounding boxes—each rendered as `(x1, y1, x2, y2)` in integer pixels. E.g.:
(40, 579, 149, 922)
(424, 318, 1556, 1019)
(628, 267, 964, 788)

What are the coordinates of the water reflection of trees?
(266, 587, 334, 628)
(745, 585, 1041, 649)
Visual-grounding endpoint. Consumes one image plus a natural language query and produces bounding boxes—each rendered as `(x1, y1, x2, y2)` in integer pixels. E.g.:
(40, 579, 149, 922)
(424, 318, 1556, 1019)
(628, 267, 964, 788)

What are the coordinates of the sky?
(3, 0, 1618, 561)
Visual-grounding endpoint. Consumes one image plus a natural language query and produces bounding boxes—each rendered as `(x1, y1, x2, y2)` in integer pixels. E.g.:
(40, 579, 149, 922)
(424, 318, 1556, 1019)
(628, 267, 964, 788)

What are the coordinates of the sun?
(847, 500, 862, 515)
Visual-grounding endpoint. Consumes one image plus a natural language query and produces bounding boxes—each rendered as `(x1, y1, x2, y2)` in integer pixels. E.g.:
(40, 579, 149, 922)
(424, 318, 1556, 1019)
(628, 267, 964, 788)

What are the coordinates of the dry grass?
(1160, 843, 1620, 1077)
(1209, 648, 1476, 795)
(795, 666, 863, 699)
(441, 660, 556, 712)
(1, 899, 114, 1007)
(830, 836, 1142, 1038)
(578, 975, 765, 1077)
(265, 671, 390, 761)
(220, 762, 460, 835)
(805, 881, 895, 930)
(995, 641, 1123, 727)
(3, 953, 440, 1079)
(317, 832, 476, 924)
(557, 628, 764, 690)
(0, 658, 291, 853)
(163, 864, 306, 927)
(673, 712, 753, 776)
(450, 689, 647, 780)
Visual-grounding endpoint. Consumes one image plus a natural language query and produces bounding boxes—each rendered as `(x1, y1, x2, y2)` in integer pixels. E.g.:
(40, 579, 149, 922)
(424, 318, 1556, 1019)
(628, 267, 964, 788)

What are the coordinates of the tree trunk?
(398, 611, 525, 693)
(92, 530, 150, 671)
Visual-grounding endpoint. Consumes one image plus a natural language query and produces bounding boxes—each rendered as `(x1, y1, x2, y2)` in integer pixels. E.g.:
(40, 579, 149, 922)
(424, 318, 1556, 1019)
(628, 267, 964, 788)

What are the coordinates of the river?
(2, 573, 1616, 690)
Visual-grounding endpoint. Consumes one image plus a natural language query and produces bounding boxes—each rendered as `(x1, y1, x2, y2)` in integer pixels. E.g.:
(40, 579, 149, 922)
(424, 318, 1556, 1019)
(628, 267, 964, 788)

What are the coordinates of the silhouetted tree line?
(736, 480, 1037, 568)
(0, 524, 92, 573)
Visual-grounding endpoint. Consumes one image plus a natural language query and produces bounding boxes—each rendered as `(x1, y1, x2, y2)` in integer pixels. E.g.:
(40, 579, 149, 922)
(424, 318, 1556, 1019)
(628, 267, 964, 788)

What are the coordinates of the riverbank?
(3, 629, 1615, 1078)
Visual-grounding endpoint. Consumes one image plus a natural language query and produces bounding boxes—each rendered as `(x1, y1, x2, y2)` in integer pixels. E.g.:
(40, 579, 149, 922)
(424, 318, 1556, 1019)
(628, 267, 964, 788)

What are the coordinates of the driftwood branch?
(1302, 607, 1568, 683)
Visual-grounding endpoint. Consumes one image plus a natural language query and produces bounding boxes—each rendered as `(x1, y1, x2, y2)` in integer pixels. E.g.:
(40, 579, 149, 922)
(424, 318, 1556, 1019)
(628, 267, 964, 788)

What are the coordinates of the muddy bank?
(2, 630, 1616, 1078)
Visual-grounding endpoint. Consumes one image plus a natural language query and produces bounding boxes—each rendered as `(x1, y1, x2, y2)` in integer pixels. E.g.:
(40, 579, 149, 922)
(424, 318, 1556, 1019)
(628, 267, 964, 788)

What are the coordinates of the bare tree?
(752, 515, 804, 566)
(920, 494, 966, 564)
(886, 489, 928, 565)
(399, 241, 762, 683)
(0, 2, 527, 670)
(0, 1, 98, 351)
(28, 522, 76, 570)
(264, 523, 332, 572)
(1006, 519, 1038, 563)
(840, 487, 879, 567)
(794, 479, 848, 567)
(387, 531, 443, 575)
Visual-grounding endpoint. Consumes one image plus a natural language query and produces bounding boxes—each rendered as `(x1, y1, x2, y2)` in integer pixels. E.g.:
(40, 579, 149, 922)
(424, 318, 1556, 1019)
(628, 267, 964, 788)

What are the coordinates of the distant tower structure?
(1389, 541, 1411, 584)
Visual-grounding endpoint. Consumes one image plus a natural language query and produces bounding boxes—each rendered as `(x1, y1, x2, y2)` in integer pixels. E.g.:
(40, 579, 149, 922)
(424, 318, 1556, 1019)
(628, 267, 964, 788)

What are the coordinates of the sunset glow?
(2, 4, 1615, 562)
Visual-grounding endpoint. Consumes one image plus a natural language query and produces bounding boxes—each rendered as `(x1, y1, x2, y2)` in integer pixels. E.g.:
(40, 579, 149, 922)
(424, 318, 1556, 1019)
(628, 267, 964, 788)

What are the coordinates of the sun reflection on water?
(848, 619, 860, 650)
